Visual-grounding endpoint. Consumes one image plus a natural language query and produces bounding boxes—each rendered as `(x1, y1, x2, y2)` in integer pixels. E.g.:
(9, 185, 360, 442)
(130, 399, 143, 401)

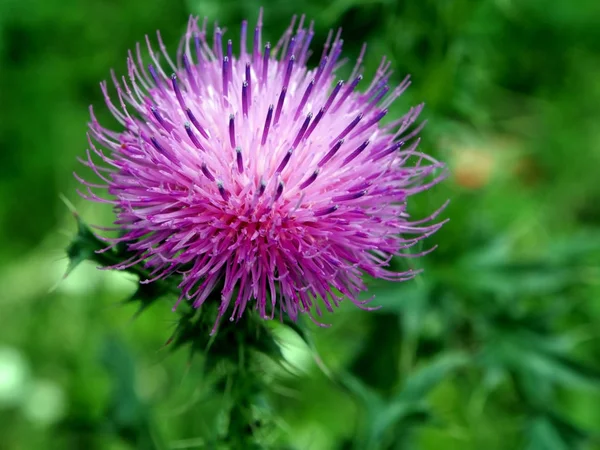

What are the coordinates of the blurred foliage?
(1, 0, 600, 448)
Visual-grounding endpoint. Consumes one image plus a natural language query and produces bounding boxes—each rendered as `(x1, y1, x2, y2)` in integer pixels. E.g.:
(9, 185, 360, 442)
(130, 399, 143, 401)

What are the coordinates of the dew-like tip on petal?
(76, 11, 447, 331)
(275, 148, 293, 173)
(273, 181, 284, 202)
(228, 114, 236, 148)
(235, 146, 244, 173)
(299, 169, 319, 190)
(241, 81, 249, 117)
(293, 112, 312, 148)
(261, 104, 274, 146)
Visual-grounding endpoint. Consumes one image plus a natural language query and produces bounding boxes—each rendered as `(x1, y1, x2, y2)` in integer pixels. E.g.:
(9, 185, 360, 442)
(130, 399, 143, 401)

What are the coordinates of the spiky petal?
(77, 11, 447, 334)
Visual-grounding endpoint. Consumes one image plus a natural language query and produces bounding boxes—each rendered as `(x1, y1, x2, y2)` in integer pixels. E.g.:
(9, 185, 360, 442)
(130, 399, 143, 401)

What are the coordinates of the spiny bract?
(77, 11, 447, 333)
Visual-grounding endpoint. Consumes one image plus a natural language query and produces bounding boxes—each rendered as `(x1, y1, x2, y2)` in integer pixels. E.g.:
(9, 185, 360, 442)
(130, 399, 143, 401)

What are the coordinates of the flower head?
(78, 11, 447, 332)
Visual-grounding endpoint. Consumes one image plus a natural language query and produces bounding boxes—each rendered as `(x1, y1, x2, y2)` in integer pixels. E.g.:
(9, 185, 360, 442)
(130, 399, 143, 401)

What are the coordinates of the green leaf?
(526, 417, 570, 450)
(100, 336, 165, 450)
(281, 314, 313, 349)
(340, 352, 466, 450)
(396, 352, 469, 404)
(64, 213, 106, 278)
(65, 213, 180, 315)
(480, 330, 600, 392)
(454, 232, 597, 299)
(124, 281, 174, 318)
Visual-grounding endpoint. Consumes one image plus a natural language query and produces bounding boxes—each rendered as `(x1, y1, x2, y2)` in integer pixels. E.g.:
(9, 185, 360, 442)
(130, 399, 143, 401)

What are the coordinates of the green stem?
(227, 331, 260, 449)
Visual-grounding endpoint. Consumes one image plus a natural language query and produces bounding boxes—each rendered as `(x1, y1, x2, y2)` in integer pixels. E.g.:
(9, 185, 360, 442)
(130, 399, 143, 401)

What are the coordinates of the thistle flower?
(77, 11, 447, 332)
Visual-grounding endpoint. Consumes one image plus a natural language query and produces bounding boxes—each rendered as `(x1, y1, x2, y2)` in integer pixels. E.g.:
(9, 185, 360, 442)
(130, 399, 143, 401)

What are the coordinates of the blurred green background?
(1, 0, 600, 448)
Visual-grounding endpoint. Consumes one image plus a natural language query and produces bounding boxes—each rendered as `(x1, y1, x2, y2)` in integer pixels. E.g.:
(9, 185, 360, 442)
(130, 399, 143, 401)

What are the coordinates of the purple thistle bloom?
(77, 11, 447, 333)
